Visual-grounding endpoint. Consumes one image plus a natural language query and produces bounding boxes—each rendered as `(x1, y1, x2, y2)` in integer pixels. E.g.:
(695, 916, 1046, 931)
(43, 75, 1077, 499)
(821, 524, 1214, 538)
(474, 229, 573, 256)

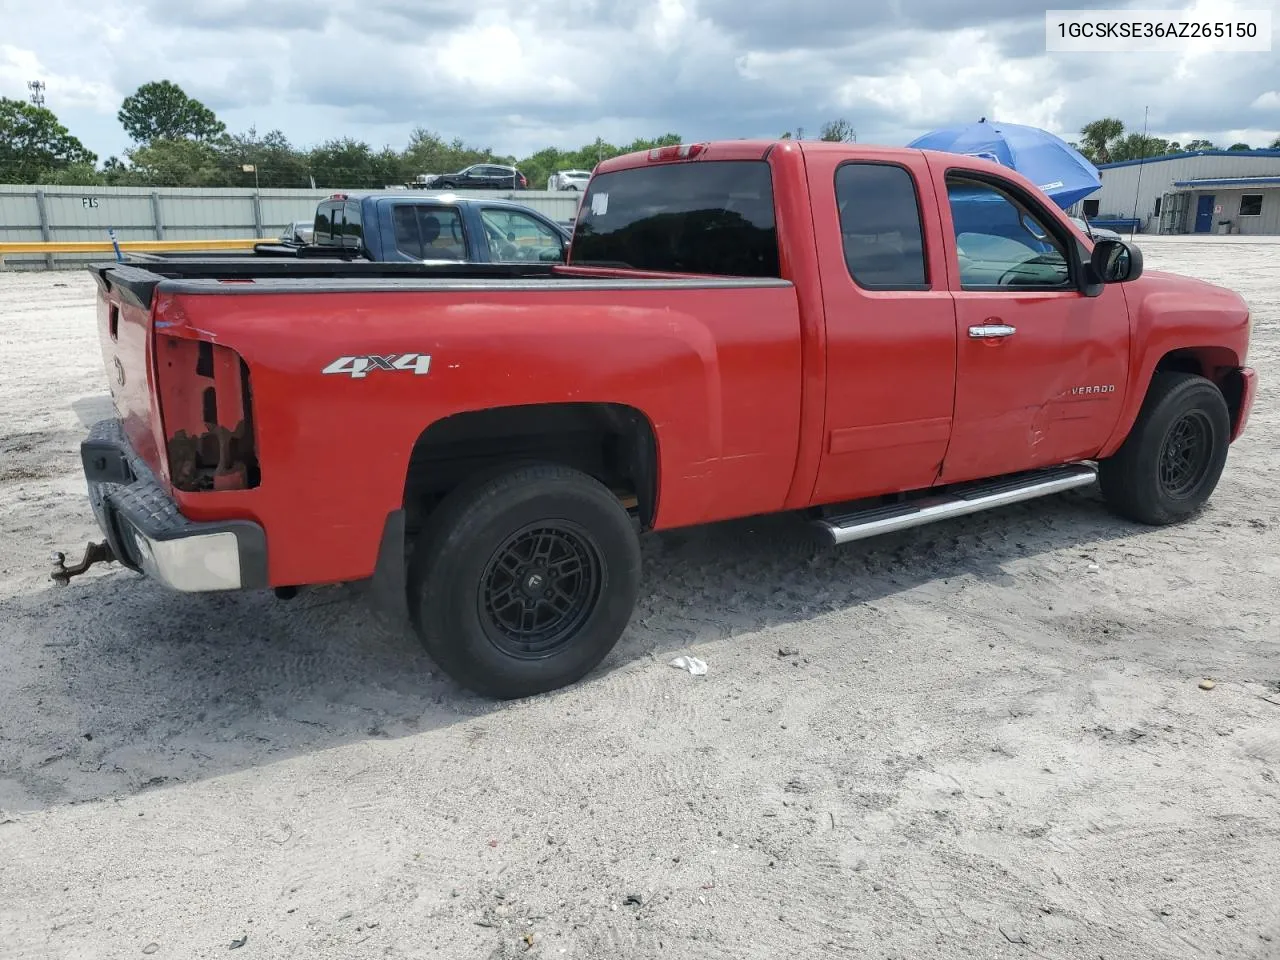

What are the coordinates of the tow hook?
(50, 541, 115, 586)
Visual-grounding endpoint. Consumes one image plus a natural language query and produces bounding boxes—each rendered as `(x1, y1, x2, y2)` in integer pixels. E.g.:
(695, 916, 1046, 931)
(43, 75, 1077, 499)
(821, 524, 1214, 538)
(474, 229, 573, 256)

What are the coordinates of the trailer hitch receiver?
(51, 541, 115, 586)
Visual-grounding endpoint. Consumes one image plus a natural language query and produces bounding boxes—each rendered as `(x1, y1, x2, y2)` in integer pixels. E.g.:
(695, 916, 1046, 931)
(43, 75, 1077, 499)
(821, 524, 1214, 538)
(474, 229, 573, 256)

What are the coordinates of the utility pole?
(27, 80, 46, 108)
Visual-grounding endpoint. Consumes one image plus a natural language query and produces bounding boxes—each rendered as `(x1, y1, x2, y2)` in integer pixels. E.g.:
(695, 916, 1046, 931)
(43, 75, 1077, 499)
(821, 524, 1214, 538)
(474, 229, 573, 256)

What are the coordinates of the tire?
(407, 463, 641, 699)
(438, 180, 455, 189)
(1099, 371, 1231, 525)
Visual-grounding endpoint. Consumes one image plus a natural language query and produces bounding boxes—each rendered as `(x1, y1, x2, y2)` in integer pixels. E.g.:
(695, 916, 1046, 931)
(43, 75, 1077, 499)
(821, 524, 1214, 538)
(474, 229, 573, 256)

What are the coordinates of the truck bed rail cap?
(153, 276, 794, 295)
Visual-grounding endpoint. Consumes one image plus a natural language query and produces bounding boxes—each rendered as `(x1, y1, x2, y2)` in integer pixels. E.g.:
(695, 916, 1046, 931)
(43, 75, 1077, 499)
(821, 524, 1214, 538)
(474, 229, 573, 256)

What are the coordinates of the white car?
(1070, 216, 1122, 242)
(547, 169, 592, 191)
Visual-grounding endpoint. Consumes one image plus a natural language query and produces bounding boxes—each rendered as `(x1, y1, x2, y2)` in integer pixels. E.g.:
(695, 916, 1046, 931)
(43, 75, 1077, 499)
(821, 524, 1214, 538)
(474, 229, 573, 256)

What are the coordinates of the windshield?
(570, 159, 779, 277)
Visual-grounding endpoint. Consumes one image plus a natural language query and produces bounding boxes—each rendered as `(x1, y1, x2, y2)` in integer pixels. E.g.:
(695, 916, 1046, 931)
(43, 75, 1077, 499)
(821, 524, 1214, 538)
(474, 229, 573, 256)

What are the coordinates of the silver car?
(547, 169, 592, 191)
(280, 220, 315, 245)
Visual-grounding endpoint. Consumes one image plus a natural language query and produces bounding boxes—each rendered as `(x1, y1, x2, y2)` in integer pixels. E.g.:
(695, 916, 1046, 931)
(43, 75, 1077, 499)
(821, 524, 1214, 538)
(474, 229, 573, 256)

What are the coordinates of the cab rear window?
(571, 160, 779, 278)
(313, 201, 362, 247)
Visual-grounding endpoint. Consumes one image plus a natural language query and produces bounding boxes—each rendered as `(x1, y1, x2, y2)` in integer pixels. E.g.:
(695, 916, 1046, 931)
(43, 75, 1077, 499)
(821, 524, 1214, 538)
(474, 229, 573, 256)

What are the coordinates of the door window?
(946, 176, 1072, 289)
(480, 208, 565, 262)
(392, 205, 467, 259)
(834, 162, 928, 289)
(343, 202, 363, 243)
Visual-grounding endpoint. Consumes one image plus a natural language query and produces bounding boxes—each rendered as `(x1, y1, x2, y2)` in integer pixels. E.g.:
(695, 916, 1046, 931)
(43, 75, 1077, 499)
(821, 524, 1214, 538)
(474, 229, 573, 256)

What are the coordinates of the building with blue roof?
(1067, 149, 1280, 235)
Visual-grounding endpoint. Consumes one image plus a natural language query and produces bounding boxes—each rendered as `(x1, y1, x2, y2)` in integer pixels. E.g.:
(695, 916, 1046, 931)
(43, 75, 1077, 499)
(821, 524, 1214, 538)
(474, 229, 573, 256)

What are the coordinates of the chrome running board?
(815, 463, 1098, 546)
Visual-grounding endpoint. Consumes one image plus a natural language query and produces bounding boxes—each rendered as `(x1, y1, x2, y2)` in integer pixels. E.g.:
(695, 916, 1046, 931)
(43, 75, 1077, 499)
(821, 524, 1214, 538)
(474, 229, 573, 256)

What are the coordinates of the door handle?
(969, 323, 1017, 339)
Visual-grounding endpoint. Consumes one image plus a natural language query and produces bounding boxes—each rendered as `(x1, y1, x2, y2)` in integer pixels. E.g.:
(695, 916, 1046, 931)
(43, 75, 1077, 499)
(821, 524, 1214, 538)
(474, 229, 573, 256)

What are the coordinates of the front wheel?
(1099, 371, 1231, 525)
(408, 463, 641, 699)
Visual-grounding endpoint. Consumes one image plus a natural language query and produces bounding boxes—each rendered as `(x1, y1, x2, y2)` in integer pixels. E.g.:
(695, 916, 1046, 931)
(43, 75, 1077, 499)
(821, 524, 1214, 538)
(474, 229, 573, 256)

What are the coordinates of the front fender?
(1097, 272, 1250, 458)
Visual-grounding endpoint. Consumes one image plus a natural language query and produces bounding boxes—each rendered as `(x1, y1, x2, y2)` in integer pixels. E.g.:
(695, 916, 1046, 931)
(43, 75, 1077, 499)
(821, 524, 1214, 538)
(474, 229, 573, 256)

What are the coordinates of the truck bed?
(126, 243, 332, 262)
(100, 257, 563, 280)
(90, 259, 781, 308)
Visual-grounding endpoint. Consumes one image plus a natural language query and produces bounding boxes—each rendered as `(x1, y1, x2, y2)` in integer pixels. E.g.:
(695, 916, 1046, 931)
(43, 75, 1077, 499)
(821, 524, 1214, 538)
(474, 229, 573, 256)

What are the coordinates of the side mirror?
(1090, 238, 1143, 284)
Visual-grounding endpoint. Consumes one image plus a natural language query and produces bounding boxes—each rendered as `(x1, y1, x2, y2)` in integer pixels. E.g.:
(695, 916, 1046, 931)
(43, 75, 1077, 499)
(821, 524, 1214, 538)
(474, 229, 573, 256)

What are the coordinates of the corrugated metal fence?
(0, 185, 583, 269)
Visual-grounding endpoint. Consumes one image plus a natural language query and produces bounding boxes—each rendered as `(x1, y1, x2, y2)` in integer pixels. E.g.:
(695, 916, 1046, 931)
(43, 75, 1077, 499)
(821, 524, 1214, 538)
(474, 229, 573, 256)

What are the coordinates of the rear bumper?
(1231, 366, 1258, 442)
(81, 419, 267, 592)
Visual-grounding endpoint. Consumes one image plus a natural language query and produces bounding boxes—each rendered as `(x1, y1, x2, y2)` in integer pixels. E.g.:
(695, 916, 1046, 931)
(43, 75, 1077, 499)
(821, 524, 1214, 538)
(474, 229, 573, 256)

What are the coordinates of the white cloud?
(830, 29, 1069, 137)
(0, 43, 118, 113)
(434, 20, 581, 100)
(0, 0, 1276, 161)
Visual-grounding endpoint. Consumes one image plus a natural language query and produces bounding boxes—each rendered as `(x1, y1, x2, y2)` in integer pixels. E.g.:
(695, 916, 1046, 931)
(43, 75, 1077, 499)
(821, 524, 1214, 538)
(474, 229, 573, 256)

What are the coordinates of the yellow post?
(0, 238, 263, 261)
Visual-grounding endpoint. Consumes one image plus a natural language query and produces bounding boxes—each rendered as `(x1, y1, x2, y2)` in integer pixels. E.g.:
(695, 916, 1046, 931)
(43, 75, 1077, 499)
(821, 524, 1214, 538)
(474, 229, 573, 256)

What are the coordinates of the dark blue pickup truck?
(302, 192, 572, 263)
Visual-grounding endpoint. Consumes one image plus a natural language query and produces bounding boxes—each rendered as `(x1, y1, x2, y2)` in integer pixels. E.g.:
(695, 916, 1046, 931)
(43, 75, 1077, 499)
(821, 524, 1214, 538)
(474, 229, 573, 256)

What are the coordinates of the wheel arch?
(399, 402, 659, 529)
(370, 401, 658, 626)
(1100, 344, 1243, 458)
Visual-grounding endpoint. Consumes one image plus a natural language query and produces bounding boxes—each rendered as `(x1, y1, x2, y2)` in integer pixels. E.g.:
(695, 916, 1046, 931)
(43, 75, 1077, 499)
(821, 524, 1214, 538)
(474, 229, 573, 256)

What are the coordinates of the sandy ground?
(1, 243, 1277, 960)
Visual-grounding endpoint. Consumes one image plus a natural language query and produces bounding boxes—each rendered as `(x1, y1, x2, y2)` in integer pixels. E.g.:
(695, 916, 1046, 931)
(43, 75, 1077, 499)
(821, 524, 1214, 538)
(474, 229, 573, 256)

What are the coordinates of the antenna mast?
(1129, 105, 1149, 239)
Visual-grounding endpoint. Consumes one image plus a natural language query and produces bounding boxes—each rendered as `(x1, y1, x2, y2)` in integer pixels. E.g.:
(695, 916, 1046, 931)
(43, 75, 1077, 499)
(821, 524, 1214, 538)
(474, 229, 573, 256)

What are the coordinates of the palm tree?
(1078, 118, 1125, 164)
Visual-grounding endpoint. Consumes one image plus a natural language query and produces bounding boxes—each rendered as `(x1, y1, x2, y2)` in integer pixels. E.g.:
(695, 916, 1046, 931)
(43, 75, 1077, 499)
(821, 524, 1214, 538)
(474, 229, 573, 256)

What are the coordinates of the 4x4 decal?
(322, 353, 431, 379)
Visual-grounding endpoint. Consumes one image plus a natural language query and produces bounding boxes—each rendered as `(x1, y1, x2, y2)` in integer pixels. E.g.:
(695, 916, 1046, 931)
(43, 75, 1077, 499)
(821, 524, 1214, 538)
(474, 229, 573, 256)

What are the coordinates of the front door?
(811, 153, 958, 505)
(1195, 194, 1216, 233)
(933, 168, 1130, 484)
(478, 206, 566, 262)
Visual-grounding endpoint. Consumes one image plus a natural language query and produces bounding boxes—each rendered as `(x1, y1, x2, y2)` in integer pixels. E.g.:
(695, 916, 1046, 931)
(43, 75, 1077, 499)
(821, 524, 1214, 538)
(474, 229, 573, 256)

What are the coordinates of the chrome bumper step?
(815, 463, 1098, 546)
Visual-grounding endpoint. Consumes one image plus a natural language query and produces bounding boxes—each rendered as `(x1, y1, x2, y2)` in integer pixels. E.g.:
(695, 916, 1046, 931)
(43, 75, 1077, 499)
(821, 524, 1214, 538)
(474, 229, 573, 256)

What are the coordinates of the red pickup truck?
(57, 140, 1257, 699)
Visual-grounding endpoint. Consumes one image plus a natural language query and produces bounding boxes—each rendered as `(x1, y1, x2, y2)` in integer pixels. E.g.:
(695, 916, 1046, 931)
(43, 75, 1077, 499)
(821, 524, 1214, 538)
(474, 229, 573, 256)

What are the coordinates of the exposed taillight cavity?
(155, 336, 260, 492)
(647, 143, 707, 162)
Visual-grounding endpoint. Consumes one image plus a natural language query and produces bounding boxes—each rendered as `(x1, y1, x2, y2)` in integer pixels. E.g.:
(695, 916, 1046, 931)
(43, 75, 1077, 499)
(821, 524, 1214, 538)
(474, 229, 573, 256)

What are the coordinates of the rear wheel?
(408, 463, 641, 699)
(1099, 372, 1230, 525)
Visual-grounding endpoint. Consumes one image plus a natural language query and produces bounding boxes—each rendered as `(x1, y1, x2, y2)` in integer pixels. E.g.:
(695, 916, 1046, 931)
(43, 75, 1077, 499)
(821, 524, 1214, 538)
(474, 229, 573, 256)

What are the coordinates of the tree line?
(0, 80, 859, 190)
(1, 80, 1275, 189)
(1072, 117, 1277, 163)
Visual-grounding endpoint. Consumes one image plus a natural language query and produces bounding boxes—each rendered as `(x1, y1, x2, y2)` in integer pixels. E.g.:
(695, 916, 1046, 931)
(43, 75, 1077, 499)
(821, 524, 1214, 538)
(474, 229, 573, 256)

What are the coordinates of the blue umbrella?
(907, 118, 1101, 209)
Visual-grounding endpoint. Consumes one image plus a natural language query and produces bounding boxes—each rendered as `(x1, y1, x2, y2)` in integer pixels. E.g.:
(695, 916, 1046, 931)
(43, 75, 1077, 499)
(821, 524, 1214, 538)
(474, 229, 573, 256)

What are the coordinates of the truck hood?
(1125, 268, 1252, 365)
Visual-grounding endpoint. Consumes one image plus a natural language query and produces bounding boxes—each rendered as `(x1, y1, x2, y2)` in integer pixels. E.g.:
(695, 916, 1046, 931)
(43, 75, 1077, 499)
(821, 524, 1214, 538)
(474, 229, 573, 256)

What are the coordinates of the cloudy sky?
(1, 0, 1278, 161)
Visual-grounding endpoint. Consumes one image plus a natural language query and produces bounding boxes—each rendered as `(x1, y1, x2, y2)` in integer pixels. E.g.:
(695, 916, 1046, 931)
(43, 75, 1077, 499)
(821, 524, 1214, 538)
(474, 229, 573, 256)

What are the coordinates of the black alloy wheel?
(478, 521, 604, 659)
(1158, 409, 1215, 500)
(1099, 371, 1231, 525)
